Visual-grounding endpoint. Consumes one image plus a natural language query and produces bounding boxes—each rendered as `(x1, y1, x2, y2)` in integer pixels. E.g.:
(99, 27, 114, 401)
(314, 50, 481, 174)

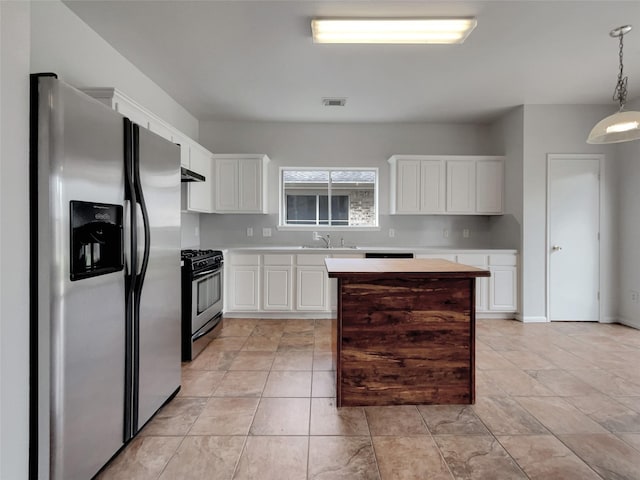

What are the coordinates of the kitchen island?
(325, 258, 490, 407)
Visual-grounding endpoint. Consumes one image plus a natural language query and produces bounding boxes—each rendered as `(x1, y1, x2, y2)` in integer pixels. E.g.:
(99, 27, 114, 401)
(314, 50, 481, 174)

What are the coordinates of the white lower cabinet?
(295, 254, 329, 311)
(296, 268, 328, 311)
(229, 267, 260, 310)
(489, 266, 518, 311)
(488, 254, 518, 312)
(228, 255, 260, 311)
(457, 254, 489, 313)
(263, 255, 293, 311)
(225, 251, 517, 317)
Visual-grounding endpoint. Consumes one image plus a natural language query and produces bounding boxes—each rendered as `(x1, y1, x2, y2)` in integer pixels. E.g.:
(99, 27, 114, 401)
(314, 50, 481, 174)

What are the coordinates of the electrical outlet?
(463, 229, 470, 238)
(262, 227, 272, 237)
(247, 227, 253, 237)
(443, 229, 449, 238)
(632, 291, 639, 303)
(389, 228, 395, 238)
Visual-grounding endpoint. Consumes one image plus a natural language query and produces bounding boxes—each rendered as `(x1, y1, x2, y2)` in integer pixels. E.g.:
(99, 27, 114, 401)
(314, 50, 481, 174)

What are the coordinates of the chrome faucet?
(313, 232, 331, 248)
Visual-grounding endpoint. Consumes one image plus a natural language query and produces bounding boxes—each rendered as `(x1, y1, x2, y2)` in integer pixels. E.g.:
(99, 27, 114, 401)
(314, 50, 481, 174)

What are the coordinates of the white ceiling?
(63, 0, 640, 124)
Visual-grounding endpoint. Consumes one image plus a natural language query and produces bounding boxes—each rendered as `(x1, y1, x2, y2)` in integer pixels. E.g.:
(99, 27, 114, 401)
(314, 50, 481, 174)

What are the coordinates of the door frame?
(545, 153, 604, 322)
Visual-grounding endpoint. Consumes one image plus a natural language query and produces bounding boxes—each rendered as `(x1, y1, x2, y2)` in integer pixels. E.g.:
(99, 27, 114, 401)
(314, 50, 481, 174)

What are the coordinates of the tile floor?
(97, 318, 640, 480)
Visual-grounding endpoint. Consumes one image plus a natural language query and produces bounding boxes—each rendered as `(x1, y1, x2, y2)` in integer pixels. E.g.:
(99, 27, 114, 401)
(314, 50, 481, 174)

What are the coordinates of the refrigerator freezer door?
(35, 77, 126, 479)
(134, 126, 181, 430)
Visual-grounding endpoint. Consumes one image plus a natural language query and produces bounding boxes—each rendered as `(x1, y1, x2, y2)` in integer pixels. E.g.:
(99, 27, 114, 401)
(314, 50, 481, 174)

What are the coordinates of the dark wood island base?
(325, 258, 490, 407)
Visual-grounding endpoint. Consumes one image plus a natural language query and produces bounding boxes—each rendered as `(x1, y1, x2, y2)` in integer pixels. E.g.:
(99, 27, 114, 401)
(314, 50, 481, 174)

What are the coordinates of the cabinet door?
(296, 267, 328, 311)
(475, 277, 489, 312)
(476, 160, 503, 214)
(489, 266, 517, 311)
(446, 160, 476, 213)
(396, 160, 421, 213)
(420, 160, 446, 213)
(172, 134, 190, 169)
(238, 158, 263, 212)
(263, 266, 292, 311)
(215, 159, 239, 211)
(187, 148, 214, 213)
(229, 266, 260, 311)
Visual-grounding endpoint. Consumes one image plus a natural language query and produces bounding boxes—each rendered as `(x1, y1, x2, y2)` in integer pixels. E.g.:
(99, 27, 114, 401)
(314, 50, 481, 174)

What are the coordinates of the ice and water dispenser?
(70, 200, 124, 281)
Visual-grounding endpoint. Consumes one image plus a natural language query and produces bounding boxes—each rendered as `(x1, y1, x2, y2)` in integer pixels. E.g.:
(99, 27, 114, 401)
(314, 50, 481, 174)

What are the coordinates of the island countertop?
(325, 258, 491, 278)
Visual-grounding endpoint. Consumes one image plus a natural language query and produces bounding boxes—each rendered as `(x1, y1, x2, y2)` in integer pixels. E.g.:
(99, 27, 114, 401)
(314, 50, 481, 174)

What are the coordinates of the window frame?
(278, 167, 380, 231)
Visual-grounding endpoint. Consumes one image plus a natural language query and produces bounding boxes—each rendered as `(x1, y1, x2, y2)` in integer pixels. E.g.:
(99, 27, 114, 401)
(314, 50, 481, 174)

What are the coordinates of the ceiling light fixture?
(311, 18, 477, 44)
(587, 25, 640, 144)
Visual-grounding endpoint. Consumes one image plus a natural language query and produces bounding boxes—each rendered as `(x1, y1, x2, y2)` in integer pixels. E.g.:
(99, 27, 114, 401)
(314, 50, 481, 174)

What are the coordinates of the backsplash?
(181, 212, 200, 249)
(198, 213, 517, 249)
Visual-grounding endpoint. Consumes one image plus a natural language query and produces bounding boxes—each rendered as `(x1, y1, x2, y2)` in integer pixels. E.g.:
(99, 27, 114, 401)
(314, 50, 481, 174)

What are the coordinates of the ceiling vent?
(322, 97, 347, 107)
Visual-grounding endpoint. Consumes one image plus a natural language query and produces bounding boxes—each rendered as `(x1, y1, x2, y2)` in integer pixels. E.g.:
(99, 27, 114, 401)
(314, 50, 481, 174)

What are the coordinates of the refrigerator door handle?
(132, 124, 151, 287)
(130, 123, 151, 432)
(123, 118, 137, 440)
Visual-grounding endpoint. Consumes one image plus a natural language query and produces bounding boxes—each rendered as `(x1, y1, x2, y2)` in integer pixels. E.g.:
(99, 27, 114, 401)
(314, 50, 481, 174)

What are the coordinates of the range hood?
(181, 166, 205, 183)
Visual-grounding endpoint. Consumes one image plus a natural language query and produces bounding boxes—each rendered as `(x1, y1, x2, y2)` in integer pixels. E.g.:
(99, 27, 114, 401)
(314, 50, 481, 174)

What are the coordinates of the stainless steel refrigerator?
(29, 74, 181, 480)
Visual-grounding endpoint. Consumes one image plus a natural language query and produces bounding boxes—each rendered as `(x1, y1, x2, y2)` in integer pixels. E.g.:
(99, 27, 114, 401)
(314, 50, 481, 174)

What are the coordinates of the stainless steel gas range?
(181, 249, 224, 361)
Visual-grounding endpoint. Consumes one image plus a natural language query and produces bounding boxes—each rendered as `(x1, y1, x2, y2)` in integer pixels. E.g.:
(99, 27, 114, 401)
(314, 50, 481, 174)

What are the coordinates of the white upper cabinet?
(389, 158, 445, 214)
(421, 160, 446, 213)
(389, 155, 504, 215)
(82, 87, 215, 214)
(171, 132, 191, 169)
(394, 159, 421, 213)
(213, 154, 269, 214)
(187, 145, 214, 213)
(446, 159, 476, 213)
(476, 159, 504, 214)
(82, 87, 208, 173)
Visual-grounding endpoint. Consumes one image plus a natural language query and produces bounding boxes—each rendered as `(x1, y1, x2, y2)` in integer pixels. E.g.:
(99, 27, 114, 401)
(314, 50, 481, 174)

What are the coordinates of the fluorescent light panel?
(311, 18, 477, 44)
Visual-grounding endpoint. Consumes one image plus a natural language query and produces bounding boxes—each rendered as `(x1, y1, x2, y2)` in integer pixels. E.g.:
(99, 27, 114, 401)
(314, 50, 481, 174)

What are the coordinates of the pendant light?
(587, 25, 640, 144)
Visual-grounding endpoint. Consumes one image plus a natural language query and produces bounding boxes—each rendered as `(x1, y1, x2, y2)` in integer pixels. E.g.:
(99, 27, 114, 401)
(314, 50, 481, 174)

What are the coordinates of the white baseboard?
(514, 315, 548, 323)
(476, 313, 517, 320)
(600, 316, 618, 324)
(618, 316, 640, 330)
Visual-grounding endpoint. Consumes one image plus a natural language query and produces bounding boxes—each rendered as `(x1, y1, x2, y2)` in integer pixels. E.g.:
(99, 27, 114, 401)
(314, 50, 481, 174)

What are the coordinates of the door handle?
(552, 245, 563, 251)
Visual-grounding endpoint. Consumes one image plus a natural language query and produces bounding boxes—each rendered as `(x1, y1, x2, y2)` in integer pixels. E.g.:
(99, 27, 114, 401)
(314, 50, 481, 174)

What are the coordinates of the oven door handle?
(192, 267, 222, 281)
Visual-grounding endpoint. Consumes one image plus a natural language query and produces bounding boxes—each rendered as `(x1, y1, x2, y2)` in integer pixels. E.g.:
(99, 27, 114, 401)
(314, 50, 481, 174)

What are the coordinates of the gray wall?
(198, 120, 504, 249)
(616, 98, 640, 329)
(520, 105, 618, 322)
(1, 2, 31, 477)
(30, 0, 199, 139)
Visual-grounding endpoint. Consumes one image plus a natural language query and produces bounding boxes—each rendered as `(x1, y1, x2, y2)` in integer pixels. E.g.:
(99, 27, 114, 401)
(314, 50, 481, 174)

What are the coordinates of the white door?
(548, 156, 600, 321)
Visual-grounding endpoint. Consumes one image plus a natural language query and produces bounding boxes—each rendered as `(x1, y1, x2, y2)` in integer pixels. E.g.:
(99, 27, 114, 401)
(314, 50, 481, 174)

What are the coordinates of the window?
(280, 168, 378, 228)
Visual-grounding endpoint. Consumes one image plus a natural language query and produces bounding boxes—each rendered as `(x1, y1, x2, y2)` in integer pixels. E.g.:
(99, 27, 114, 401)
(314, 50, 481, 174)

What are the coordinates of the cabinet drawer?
(297, 254, 329, 266)
(489, 254, 517, 266)
(457, 254, 488, 266)
(231, 254, 261, 266)
(264, 254, 293, 266)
